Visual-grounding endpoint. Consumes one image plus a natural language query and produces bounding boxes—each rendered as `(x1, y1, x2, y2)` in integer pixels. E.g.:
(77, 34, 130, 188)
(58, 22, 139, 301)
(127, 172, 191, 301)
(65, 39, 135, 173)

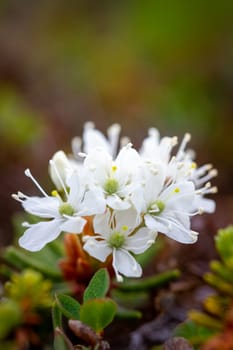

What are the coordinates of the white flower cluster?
(13, 122, 217, 282)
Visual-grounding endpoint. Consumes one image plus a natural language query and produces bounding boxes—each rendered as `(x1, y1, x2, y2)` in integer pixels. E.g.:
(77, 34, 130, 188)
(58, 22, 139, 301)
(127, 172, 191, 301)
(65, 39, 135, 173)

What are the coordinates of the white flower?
(83, 208, 156, 282)
(140, 129, 217, 214)
(83, 144, 142, 210)
(142, 175, 199, 243)
(12, 168, 105, 251)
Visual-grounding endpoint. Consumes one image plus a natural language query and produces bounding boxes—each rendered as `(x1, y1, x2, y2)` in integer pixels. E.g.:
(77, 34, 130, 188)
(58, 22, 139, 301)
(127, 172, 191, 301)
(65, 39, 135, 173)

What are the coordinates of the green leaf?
(83, 268, 110, 303)
(52, 303, 62, 329)
(80, 298, 117, 333)
(54, 327, 73, 350)
(117, 269, 180, 292)
(0, 300, 22, 339)
(116, 306, 142, 320)
(136, 237, 164, 267)
(3, 246, 61, 279)
(56, 294, 81, 320)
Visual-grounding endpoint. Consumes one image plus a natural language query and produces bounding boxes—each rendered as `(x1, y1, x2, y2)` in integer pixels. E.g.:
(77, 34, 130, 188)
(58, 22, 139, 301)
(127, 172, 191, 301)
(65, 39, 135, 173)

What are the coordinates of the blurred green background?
(0, 0, 233, 245)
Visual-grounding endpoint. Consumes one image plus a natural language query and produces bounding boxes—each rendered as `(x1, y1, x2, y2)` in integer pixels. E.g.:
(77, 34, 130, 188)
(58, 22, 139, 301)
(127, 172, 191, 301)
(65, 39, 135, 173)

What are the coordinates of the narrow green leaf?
(116, 306, 142, 320)
(83, 268, 110, 303)
(56, 294, 81, 320)
(54, 327, 73, 350)
(3, 246, 61, 279)
(117, 269, 180, 292)
(80, 298, 117, 333)
(52, 302, 62, 329)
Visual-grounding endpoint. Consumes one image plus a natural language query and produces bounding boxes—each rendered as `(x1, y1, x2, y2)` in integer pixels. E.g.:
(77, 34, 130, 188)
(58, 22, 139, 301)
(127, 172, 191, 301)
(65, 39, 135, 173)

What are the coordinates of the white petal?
(114, 207, 140, 231)
(162, 181, 195, 211)
(93, 210, 112, 237)
(19, 219, 63, 251)
(115, 146, 141, 178)
(125, 228, 156, 254)
(106, 195, 131, 211)
(83, 237, 112, 262)
(84, 148, 112, 185)
(60, 216, 86, 234)
(80, 189, 106, 215)
(113, 249, 142, 278)
(143, 162, 166, 203)
(194, 196, 216, 213)
(130, 187, 146, 214)
(66, 171, 81, 206)
(144, 214, 170, 236)
(164, 224, 198, 243)
(149, 213, 197, 244)
(83, 124, 111, 154)
(22, 196, 59, 218)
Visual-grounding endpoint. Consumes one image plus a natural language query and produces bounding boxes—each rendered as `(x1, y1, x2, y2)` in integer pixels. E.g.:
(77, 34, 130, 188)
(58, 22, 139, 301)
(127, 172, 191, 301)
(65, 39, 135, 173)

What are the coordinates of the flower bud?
(49, 150, 69, 190)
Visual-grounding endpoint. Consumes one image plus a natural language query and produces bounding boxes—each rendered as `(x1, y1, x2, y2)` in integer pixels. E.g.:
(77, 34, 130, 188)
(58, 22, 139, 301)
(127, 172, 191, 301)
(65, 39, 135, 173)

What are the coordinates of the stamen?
(176, 133, 191, 160)
(120, 136, 131, 148)
(195, 163, 213, 176)
(22, 221, 31, 227)
(171, 209, 203, 217)
(195, 169, 218, 187)
(51, 190, 62, 202)
(12, 192, 28, 202)
(116, 273, 123, 283)
(84, 121, 95, 130)
(71, 136, 82, 158)
(49, 160, 69, 198)
(24, 169, 48, 197)
(78, 152, 87, 158)
(171, 136, 178, 147)
(148, 127, 159, 138)
(196, 184, 217, 195)
(125, 142, 133, 149)
(112, 250, 123, 282)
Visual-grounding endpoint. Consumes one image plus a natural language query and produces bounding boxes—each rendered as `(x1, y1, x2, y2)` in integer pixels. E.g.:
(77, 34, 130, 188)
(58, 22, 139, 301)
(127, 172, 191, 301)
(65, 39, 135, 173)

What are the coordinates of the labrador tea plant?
(1, 122, 217, 349)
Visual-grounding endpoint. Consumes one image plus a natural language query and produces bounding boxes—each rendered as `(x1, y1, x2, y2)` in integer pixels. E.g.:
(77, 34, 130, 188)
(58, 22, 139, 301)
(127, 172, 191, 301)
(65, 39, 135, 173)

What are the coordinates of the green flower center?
(104, 178, 119, 195)
(149, 199, 165, 215)
(59, 203, 75, 216)
(108, 231, 125, 248)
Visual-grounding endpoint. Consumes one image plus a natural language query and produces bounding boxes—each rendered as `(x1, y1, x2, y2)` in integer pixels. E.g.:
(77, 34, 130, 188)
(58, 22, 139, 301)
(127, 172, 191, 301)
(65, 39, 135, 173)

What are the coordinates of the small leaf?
(54, 327, 73, 350)
(52, 303, 62, 329)
(84, 268, 110, 303)
(56, 294, 81, 320)
(80, 298, 116, 333)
